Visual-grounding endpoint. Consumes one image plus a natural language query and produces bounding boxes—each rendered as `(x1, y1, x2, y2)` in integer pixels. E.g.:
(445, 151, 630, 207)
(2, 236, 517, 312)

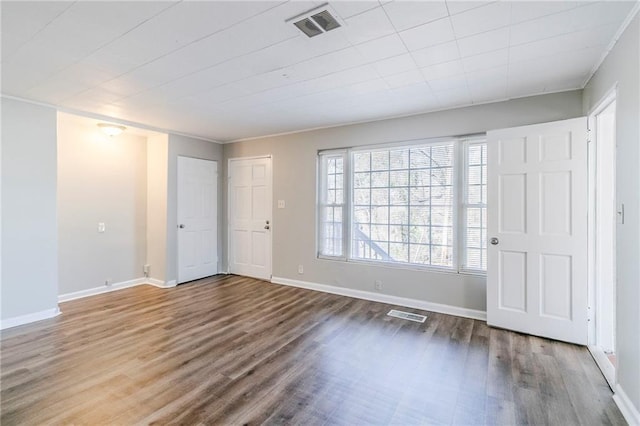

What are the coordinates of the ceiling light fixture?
(97, 123, 126, 137)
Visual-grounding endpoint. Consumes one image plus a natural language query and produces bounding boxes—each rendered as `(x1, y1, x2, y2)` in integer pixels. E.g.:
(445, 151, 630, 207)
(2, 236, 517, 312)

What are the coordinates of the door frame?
(227, 155, 273, 278)
(177, 155, 218, 284)
(587, 84, 618, 389)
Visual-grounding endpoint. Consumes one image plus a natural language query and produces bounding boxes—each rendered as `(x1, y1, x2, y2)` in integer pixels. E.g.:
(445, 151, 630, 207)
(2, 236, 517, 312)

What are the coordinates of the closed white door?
(177, 156, 217, 284)
(487, 117, 588, 345)
(228, 157, 272, 280)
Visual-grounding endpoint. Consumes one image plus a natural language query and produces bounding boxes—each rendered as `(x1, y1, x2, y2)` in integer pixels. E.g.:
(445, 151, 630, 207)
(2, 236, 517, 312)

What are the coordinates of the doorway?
(588, 90, 617, 389)
(177, 156, 218, 284)
(228, 156, 272, 280)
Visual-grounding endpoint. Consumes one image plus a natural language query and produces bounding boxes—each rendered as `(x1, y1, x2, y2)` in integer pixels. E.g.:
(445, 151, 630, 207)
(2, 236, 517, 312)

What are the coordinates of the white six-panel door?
(177, 156, 218, 284)
(487, 117, 588, 345)
(228, 157, 272, 280)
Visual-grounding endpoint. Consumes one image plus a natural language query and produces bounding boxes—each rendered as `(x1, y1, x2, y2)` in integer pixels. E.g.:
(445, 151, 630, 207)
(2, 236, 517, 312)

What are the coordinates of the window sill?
(317, 255, 487, 277)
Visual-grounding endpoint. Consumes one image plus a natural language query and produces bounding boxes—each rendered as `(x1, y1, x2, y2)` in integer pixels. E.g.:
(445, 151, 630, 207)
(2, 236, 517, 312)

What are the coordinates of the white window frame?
(317, 136, 486, 275)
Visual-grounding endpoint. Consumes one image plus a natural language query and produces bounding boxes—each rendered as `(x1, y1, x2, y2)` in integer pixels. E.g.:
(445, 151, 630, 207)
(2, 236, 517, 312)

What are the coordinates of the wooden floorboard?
(0, 274, 625, 425)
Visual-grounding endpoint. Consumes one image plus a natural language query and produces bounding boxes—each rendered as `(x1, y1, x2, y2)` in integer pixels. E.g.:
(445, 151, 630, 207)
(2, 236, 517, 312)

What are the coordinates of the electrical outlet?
(98, 222, 106, 233)
(278, 200, 286, 209)
(374, 280, 382, 291)
(298, 264, 304, 274)
(143, 264, 150, 275)
(105, 278, 112, 287)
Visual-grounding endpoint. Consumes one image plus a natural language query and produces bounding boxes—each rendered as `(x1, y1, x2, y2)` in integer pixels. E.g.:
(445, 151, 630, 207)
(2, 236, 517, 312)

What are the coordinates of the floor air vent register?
(387, 310, 427, 323)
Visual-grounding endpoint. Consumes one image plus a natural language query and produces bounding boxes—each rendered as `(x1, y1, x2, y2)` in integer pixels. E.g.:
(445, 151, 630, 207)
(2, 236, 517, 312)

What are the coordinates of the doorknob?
(490, 237, 499, 245)
(179, 224, 185, 229)
(264, 225, 270, 230)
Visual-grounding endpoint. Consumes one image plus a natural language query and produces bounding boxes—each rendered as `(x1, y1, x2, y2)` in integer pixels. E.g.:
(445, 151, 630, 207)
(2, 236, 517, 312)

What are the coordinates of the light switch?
(278, 200, 286, 209)
(98, 222, 106, 233)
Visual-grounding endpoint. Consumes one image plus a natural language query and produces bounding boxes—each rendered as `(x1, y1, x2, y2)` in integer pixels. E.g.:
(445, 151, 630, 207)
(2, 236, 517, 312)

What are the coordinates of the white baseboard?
(588, 345, 616, 390)
(58, 277, 178, 303)
(58, 278, 147, 302)
(147, 278, 177, 288)
(614, 384, 640, 426)
(0, 307, 61, 330)
(271, 276, 487, 321)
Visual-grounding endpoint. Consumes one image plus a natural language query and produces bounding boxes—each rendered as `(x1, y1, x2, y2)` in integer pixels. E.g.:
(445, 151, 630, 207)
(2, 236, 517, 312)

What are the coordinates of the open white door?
(487, 117, 588, 345)
(177, 156, 218, 284)
(228, 157, 272, 280)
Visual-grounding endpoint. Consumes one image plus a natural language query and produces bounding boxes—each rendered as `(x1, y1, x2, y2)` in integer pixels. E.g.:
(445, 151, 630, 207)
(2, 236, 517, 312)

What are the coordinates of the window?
(318, 152, 346, 257)
(318, 137, 487, 273)
(463, 142, 487, 271)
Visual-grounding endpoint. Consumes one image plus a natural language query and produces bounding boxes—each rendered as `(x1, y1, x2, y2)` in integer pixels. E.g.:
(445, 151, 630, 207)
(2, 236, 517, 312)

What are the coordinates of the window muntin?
(317, 138, 486, 273)
(351, 143, 455, 268)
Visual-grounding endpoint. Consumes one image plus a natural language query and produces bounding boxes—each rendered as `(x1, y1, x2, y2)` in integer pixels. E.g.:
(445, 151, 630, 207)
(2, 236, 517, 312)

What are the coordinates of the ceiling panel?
(382, 1, 449, 31)
(0, 0, 636, 141)
(449, 2, 512, 38)
(399, 17, 456, 51)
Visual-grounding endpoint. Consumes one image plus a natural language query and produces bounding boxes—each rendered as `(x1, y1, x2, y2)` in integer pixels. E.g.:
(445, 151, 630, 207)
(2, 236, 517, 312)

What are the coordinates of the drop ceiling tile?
(568, 1, 637, 32)
(343, 6, 396, 44)
(462, 48, 509, 73)
(287, 47, 368, 82)
(372, 53, 417, 76)
(469, 82, 507, 104)
(421, 59, 465, 80)
(411, 41, 460, 68)
(510, 1, 580, 24)
(457, 27, 510, 57)
(509, 3, 633, 46)
(331, 1, 380, 19)
(434, 86, 472, 108)
(445, 1, 493, 16)
(384, 69, 425, 89)
(466, 65, 508, 85)
(355, 34, 408, 62)
(450, 2, 511, 38)
(510, 8, 574, 46)
(427, 74, 468, 91)
(2, 39, 82, 92)
(1, 1, 73, 59)
(399, 17, 456, 51)
(382, 1, 449, 31)
(509, 24, 618, 63)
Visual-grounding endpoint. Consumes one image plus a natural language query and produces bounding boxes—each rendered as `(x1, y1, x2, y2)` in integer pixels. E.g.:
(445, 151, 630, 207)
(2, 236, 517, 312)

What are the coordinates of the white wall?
(57, 113, 147, 295)
(1, 98, 59, 323)
(146, 134, 169, 283)
(583, 13, 640, 419)
(223, 91, 584, 313)
(166, 134, 223, 283)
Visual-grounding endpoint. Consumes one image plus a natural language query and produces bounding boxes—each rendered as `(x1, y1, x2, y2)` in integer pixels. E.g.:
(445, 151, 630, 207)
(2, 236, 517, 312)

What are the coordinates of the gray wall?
(223, 91, 584, 312)
(146, 134, 169, 283)
(57, 113, 148, 295)
(1, 98, 59, 320)
(583, 13, 640, 415)
(167, 134, 223, 283)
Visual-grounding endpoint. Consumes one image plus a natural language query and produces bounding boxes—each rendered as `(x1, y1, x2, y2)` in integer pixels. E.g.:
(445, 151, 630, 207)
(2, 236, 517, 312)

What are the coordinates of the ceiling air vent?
(289, 5, 343, 38)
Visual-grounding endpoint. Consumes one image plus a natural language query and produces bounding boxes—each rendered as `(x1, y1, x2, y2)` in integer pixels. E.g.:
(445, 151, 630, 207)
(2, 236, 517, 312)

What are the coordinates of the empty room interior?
(1, 0, 639, 424)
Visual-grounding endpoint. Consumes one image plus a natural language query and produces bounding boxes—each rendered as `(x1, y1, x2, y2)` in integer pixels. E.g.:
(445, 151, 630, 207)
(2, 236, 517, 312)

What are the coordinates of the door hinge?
(587, 129, 592, 143)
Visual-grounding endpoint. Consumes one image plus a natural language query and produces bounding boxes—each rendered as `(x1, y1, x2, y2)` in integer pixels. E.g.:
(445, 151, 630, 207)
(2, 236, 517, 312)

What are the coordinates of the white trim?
(271, 276, 487, 321)
(583, 4, 640, 88)
(0, 307, 61, 330)
(58, 278, 147, 302)
(148, 279, 177, 288)
(588, 345, 616, 390)
(613, 384, 640, 426)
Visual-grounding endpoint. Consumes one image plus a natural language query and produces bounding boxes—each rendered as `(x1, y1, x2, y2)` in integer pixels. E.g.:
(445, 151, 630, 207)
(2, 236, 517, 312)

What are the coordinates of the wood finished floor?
(1, 275, 625, 425)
